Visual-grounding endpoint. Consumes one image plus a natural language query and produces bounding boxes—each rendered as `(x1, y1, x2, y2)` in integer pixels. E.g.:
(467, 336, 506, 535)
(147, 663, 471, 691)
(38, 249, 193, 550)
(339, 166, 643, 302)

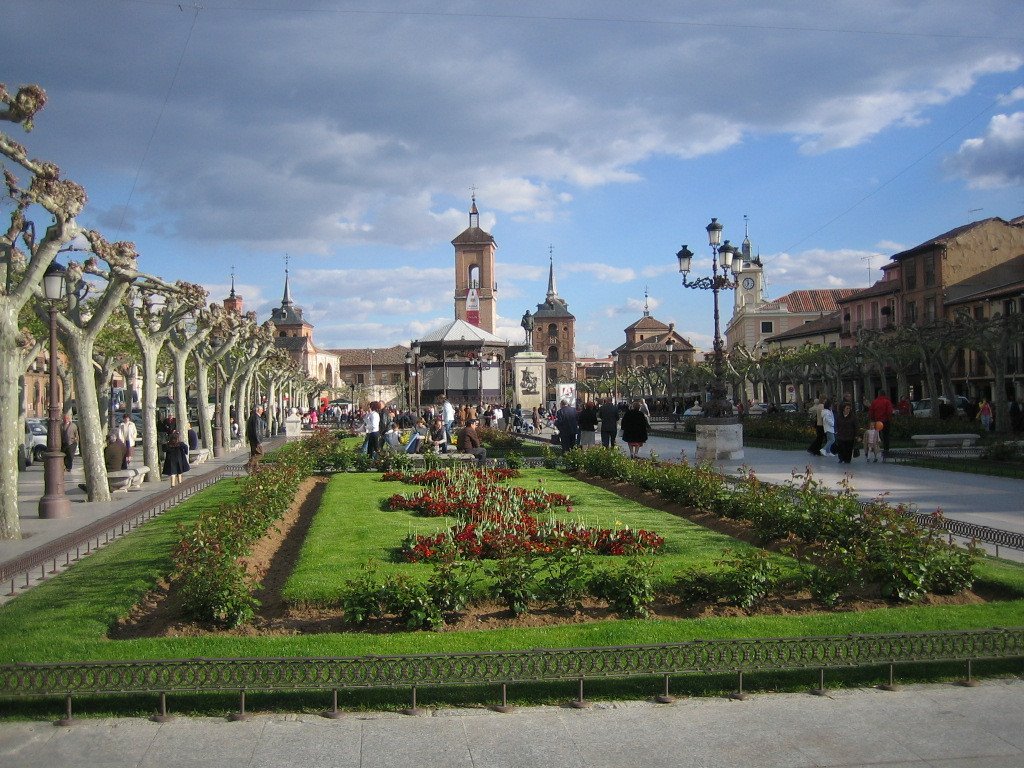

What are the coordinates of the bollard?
(402, 685, 423, 716)
(958, 659, 981, 687)
(878, 664, 899, 692)
(151, 691, 173, 723)
(55, 694, 74, 727)
(491, 683, 514, 714)
(810, 668, 827, 696)
(655, 674, 674, 704)
(568, 677, 591, 709)
(728, 670, 748, 700)
(228, 690, 252, 721)
(323, 688, 343, 719)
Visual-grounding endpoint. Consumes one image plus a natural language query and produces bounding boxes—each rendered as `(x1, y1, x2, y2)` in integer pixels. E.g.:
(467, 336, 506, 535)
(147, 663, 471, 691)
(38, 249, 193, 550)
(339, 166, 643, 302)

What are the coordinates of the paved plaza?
(1, 432, 1022, 767)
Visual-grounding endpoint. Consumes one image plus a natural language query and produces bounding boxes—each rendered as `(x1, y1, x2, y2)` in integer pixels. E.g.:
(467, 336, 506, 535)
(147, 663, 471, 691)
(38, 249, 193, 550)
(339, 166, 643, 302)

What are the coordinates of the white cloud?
(944, 112, 1024, 188)
(998, 86, 1024, 105)
(563, 262, 636, 283)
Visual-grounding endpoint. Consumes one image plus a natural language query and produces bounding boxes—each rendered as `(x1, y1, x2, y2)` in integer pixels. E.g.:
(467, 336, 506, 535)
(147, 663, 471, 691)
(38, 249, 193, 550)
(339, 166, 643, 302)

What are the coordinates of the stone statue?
(521, 310, 535, 347)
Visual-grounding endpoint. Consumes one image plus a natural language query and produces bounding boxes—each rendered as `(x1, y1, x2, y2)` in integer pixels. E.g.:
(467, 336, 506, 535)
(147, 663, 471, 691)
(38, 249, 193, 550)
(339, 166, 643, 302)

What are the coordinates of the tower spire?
(546, 245, 558, 301)
(282, 254, 293, 306)
(229, 265, 236, 299)
(469, 187, 479, 228)
(643, 286, 650, 317)
(742, 214, 752, 260)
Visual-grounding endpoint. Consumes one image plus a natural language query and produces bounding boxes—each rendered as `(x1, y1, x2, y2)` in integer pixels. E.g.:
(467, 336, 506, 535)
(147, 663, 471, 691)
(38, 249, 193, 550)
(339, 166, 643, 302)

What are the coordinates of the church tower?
(222, 268, 243, 315)
(528, 249, 575, 398)
(452, 194, 497, 334)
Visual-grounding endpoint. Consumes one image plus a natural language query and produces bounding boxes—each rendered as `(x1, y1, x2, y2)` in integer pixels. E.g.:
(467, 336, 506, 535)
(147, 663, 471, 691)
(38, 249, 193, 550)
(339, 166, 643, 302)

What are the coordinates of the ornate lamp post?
(676, 217, 745, 460)
(665, 338, 675, 429)
(38, 261, 71, 519)
(212, 359, 223, 458)
(404, 351, 414, 411)
(610, 350, 618, 402)
(411, 341, 421, 414)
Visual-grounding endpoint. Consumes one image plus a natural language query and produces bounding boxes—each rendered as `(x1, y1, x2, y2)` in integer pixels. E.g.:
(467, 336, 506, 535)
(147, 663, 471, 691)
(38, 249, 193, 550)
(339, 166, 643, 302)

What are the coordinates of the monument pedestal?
(695, 418, 744, 462)
(284, 412, 303, 441)
(512, 352, 547, 411)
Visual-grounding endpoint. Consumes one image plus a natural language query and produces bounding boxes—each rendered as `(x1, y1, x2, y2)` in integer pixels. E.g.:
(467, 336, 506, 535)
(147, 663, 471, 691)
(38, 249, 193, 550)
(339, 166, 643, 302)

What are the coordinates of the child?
(863, 420, 882, 463)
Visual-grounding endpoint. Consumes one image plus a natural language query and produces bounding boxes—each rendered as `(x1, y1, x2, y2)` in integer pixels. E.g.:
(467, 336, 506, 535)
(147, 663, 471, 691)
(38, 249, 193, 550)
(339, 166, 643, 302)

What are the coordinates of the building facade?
(525, 256, 576, 399)
(452, 196, 498, 334)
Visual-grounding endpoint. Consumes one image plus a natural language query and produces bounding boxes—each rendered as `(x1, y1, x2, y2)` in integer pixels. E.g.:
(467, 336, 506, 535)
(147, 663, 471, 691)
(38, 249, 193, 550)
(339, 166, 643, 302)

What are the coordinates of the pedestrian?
(867, 390, 894, 458)
(161, 429, 190, 487)
(441, 395, 455, 443)
(456, 418, 487, 464)
(598, 397, 620, 448)
(555, 399, 579, 453)
(117, 412, 137, 469)
(863, 420, 882, 462)
(807, 396, 824, 456)
(429, 415, 447, 454)
(531, 406, 541, 433)
(821, 399, 836, 456)
(834, 402, 858, 464)
(60, 413, 79, 472)
(245, 406, 265, 473)
(362, 401, 381, 458)
(384, 421, 403, 451)
(620, 400, 649, 459)
(578, 400, 599, 447)
(978, 399, 993, 431)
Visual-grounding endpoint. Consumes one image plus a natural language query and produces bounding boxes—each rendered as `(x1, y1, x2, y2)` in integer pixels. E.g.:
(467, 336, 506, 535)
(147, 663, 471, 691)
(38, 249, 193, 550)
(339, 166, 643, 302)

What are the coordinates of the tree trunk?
(138, 342, 162, 482)
(0, 312, 24, 539)
(193, 353, 212, 450)
(64, 333, 111, 502)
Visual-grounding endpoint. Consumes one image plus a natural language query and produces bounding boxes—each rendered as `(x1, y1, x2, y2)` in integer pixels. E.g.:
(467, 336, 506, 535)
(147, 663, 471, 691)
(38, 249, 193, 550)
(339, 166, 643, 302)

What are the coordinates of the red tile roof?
(765, 289, 859, 314)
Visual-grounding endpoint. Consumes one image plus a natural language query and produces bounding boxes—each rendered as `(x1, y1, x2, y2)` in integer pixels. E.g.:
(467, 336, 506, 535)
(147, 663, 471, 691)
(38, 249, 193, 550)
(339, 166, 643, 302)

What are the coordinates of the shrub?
(426, 560, 480, 613)
(537, 547, 594, 610)
(592, 557, 656, 618)
(478, 427, 523, 450)
(487, 555, 541, 616)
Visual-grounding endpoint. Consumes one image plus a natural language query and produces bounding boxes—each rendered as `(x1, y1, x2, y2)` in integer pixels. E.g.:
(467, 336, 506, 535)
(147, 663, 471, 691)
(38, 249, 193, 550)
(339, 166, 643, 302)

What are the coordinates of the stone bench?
(189, 448, 210, 465)
(910, 434, 981, 448)
(406, 452, 484, 466)
(107, 470, 135, 493)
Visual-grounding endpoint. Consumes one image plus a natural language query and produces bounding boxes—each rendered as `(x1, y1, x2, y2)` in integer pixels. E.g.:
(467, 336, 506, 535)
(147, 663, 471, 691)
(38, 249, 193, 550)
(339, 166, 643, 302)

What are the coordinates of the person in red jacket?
(867, 391, 894, 458)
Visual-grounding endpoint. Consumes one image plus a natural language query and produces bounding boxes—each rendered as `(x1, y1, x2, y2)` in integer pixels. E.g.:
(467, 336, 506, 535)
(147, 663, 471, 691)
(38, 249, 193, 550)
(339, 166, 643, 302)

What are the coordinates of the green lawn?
(283, 469, 772, 605)
(0, 469, 1021, 668)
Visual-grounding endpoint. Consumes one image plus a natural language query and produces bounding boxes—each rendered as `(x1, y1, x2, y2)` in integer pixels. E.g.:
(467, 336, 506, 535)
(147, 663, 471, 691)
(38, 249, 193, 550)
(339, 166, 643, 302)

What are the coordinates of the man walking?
(806, 396, 824, 456)
(441, 395, 455, 445)
(598, 397, 619, 448)
(60, 413, 79, 472)
(245, 405, 264, 473)
(555, 399, 579, 453)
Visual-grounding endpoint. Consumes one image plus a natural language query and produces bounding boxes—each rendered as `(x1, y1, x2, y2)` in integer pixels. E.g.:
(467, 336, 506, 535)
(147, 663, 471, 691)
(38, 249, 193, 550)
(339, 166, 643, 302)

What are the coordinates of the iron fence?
(0, 628, 1020, 719)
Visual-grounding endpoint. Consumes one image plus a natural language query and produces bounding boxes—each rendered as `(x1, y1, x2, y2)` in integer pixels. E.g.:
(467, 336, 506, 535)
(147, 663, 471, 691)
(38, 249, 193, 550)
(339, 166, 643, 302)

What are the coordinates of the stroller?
(511, 412, 533, 434)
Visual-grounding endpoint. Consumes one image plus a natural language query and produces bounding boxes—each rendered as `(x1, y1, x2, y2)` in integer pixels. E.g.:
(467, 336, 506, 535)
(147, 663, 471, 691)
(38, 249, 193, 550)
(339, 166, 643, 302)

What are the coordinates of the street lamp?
(411, 341, 421, 414)
(610, 354, 618, 405)
(404, 351, 414, 411)
(38, 261, 71, 519)
(367, 348, 376, 404)
(676, 218, 745, 460)
(665, 338, 675, 428)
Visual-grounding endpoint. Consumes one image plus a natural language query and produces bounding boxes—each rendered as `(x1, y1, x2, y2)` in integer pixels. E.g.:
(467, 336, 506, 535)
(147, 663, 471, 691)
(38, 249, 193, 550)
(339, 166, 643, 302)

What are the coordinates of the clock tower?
(452, 194, 497, 334)
(733, 224, 763, 313)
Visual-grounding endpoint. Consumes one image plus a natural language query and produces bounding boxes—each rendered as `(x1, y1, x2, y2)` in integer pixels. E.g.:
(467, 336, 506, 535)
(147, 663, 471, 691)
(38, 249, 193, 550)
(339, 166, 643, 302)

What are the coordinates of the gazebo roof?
(417, 318, 508, 346)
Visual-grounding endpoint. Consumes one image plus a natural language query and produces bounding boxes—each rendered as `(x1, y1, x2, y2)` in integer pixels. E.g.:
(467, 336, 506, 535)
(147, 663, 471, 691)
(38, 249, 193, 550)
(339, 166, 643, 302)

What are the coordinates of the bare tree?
(1, 84, 88, 536)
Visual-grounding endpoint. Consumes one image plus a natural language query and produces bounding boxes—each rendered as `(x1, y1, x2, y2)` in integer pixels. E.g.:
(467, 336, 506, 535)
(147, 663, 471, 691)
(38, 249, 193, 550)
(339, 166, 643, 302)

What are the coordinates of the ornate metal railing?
(1, 462, 248, 598)
(1, 628, 1020, 719)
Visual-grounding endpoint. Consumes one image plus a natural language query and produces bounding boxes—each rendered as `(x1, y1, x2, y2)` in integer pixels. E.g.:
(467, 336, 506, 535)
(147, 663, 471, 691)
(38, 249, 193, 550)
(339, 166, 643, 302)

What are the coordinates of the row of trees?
(575, 314, 1022, 427)
(1, 83, 318, 540)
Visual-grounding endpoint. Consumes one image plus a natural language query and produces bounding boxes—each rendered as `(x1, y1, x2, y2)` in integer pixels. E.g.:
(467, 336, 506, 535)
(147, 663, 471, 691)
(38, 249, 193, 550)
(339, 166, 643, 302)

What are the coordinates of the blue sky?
(4, 1, 1023, 357)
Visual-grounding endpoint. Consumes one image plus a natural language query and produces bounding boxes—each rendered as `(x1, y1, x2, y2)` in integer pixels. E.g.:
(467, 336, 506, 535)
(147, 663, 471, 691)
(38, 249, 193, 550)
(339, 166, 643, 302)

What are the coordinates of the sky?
(4, 0, 1023, 358)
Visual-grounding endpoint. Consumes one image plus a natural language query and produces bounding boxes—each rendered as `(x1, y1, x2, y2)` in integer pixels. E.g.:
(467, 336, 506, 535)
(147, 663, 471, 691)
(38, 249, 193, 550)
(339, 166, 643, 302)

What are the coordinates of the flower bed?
(383, 467, 664, 562)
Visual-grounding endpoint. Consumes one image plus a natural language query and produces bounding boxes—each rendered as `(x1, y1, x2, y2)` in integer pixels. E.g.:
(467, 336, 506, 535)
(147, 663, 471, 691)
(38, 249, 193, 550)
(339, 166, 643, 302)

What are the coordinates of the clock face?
(742, 277, 755, 290)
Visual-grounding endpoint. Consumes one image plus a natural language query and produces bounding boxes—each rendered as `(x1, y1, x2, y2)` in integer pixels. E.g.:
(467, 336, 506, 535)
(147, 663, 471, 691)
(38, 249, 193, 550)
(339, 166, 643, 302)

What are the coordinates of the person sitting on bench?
(456, 418, 487, 465)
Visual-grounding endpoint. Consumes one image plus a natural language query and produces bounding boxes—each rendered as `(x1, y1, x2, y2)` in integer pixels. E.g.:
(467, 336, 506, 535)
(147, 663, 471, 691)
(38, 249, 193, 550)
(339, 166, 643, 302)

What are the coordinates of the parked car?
(26, 418, 48, 463)
(912, 396, 967, 418)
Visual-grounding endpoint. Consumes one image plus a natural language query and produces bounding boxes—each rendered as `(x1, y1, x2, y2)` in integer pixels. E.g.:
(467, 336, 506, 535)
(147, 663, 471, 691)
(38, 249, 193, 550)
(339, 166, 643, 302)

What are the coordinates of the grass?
(283, 469, 774, 605)
(0, 469, 1020, 669)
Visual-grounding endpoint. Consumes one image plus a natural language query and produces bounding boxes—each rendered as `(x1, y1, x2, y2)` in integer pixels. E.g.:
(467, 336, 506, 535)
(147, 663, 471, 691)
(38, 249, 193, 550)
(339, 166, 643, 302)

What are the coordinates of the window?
(548, 323, 558, 337)
(904, 257, 916, 290)
(468, 264, 480, 289)
(635, 356, 643, 366)
(548, 367, 557, 382)
(924, 297, 936, 322)
(760, 321, 773, 334)
(658, 355, 667, 365)
(356, 373, 364, 384)
(974, 305, 984, 321)
(548, 346, 559, 362)
(391, 373, 401, 384)
(647, 355, 655, 366)
(923, 255, 935, 287)
(905, 301, 917, 324)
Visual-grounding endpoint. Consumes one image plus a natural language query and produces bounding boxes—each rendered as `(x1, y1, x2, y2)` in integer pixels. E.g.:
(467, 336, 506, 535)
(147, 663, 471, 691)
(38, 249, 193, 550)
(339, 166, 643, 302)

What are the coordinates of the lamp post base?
(694, 419, 744, 463)
(38, 450, 72, 519)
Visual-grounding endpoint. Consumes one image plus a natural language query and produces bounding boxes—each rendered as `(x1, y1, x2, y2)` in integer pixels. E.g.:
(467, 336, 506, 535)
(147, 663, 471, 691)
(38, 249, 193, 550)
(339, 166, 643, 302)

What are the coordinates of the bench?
(910, 434, 981, 448)
(106, 470, 135, 493)
(405, 452, 485, 467)
(189, 449, 210, 466)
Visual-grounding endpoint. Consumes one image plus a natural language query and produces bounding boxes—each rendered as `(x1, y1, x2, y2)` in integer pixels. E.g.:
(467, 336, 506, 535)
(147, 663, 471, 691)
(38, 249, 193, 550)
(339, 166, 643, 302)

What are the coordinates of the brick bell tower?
(452, 194, 497, 334)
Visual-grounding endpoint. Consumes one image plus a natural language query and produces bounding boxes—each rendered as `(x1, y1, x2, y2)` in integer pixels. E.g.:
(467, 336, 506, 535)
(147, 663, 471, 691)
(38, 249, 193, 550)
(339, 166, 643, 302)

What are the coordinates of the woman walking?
(821, 399, 836, 456)
(161, 430, 190, 487)
(834, 402, 858, 464)
(620, 400, 649, 459)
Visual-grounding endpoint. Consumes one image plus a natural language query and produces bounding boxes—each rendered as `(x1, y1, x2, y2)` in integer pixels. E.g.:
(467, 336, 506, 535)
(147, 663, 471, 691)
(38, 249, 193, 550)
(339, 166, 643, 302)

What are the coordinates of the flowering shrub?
(388, 467, 664, 562)
(171, 435, 315, 627)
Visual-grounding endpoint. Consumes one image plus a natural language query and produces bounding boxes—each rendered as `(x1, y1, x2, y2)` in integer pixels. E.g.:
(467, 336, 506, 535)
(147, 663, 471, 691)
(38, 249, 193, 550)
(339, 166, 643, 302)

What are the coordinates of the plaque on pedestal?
(512, 352, 547, 411)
